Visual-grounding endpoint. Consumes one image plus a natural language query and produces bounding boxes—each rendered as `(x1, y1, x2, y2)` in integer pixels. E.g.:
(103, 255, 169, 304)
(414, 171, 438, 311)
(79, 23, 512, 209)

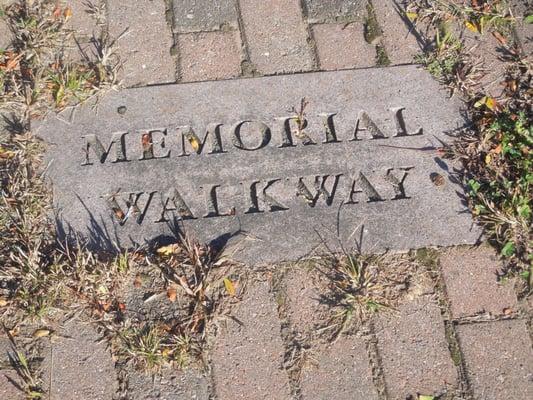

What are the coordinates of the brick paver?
(0, 11, 11, 50)
(0, 369, 25, 400)
(108, 0, 175, 86)
(239, 0, 315, 75)
(173, 0, 238, 32)
(283, 266, 330, 338)
(457, 319, 533, 400)
(462, 30, 508, 98)
(373, 0, 421, 64)
(178, 30, 242, 82)
(375, 296, 458, 400)
(303, 0, 366, 23)
(41, 319, 117, 400)
(312, 22, 375, 69)
(211, 279, 291, 400)
(125, 367, 209, 399)
(512, 0, 533, 56)
(300, 334, 379, 400)
(64, 0, 100, 62)
(440, 246, 517, 319)
(66, 0, 98, 39)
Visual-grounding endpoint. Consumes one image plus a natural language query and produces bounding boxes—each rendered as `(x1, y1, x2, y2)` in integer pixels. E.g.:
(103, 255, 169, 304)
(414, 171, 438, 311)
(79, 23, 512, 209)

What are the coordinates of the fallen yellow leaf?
(186, 133, 201, 152)
(465, 20, 480, 34)
(406, 12, 418, 22)
(485, 97, 498, 111)
(223, 277, 236, 296)
(156, 243, 179, 256)
(32, 328, 51, 338)
(0, 146, 16, 159)
(485, 154, 492, 164)
(0, 298, 8, 307)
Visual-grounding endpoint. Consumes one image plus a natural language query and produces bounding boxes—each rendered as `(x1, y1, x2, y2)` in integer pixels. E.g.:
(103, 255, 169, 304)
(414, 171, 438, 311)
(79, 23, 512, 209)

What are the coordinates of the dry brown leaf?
(133, 274, 142, 288)
(430, 173, 445, 186)
(491, 31, 507, 46)
(53, 6, 62, 18)
(167, 287, 177, 302)
(63, 6, 73, 20)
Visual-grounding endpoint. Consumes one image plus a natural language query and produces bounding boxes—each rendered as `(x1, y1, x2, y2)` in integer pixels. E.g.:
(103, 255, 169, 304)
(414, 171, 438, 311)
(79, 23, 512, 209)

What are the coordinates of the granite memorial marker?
(38, 65, 480, 263)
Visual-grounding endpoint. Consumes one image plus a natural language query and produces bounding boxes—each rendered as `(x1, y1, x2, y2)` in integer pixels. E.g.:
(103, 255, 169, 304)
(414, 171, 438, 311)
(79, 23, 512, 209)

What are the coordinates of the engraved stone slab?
(37, 66, 480, 263)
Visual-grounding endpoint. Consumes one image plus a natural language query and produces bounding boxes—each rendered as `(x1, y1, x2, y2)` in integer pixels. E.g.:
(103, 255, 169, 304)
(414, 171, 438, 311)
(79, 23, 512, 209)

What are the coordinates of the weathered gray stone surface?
(38, 66, 479, 263)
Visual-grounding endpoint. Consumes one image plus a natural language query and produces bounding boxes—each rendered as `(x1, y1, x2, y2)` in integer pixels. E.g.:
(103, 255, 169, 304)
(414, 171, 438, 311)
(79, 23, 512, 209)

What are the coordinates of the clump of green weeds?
(318, 252, 421, 335)
(459, 92, 532, 282)
(407, 0, 515, 36)
(115, 322, 201, 371)
(0, 0, 125, 324)
(407, 1, 532, 283)
(108, 234, 239, 372)
(1, 0, 120, 114)
(415, 20, 463, 82)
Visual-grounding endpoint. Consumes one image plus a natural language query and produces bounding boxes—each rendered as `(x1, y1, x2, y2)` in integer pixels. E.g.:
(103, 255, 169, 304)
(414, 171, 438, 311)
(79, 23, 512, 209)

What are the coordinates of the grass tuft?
(317, 252, 421, 336)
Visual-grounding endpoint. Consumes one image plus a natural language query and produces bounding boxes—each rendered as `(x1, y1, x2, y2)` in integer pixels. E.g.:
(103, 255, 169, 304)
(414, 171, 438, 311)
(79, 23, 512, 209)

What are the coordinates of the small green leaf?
(501, 241, 515, 258)
(418, 396, 435, 400)
(518, 204, 531, 219)
(525, 14, 533, 24)
(468, 179, 481, 194)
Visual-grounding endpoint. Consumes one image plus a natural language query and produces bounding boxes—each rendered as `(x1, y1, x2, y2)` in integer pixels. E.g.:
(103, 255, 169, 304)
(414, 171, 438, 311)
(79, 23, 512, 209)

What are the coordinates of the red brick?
(283, 266, 332, 338)
(41, 319, 118, 400)
(440, 246, 517, 318)
(462, 30, 508, 98)
(312, 22, 375, 70)
(239, 0, 315, 74)
(375, 297, 458, 400)
(211, 280, 291, 400)
(178, 30, 242, 82)
(108, 0, 175, 86)
(65, 0, 98, 38)
(300, 335, 379, 399)
(511, 0, 533, 56)
(457, 319, 533, 400)
(372, 0, 421, 64)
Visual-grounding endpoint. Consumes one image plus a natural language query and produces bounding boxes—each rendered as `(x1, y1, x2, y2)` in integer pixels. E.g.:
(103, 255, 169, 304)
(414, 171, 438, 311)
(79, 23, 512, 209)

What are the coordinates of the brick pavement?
(1, 0, 532, 399)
